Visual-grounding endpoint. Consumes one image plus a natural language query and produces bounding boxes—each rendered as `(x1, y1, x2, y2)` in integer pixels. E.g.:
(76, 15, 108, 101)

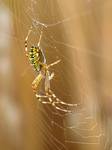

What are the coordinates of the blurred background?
(0, 0, 112, 150)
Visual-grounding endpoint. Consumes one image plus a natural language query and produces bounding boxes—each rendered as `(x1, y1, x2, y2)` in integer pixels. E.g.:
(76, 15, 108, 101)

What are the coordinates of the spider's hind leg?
(36, 93, 52, 104)
(48, 89, 78, 113)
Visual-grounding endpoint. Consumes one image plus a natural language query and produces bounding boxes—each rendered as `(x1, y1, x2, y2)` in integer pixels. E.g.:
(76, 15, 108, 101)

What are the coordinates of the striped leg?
(24, 27, 32, 56)
(36, 92, 52, 104)
(48, 89, 78, 113)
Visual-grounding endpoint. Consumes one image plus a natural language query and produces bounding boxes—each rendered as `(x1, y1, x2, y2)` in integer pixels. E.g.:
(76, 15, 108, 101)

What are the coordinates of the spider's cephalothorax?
(28, 46, 46, 71)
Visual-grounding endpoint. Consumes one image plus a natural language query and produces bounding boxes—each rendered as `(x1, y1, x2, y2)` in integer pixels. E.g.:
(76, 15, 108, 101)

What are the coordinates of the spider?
(24, 26, 78, 113)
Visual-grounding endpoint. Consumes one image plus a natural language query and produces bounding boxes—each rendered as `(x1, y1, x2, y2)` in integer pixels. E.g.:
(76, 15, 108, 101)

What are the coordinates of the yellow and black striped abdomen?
(28, 46, 45, 71)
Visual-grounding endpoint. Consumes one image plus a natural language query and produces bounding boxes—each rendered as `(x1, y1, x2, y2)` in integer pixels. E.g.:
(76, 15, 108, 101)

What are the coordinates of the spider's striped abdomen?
(28, 46, 45, 71)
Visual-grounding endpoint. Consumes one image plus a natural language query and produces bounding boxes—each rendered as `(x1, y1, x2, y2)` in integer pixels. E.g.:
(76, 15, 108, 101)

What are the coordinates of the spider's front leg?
(24, 27, 32, 56)
(47, 59, 61, 69)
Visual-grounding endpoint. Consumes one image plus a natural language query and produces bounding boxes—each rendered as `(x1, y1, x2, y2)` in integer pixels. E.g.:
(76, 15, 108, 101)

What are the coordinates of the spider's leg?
(47, 59, 61, 68)
(33, 71, 53, 104)
(36, 94, 52, 104)
(49, 89, 79, 113)
(44, 70, 54, 92)
(32, 72, 43, 92)
(36, 93, 52, 104)
(38, 29, 43, 47)
(43, 69, 75, 112)
(24, 26, 32, 56)
(49, 89, 78, 107)
(52, 102, 73, 113)
(44, 70, 51, 92)
(36, 95, 48, 98)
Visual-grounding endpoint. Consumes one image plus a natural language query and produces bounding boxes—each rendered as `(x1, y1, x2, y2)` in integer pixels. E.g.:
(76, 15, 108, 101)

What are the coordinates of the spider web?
(5, 0, 112, 149)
